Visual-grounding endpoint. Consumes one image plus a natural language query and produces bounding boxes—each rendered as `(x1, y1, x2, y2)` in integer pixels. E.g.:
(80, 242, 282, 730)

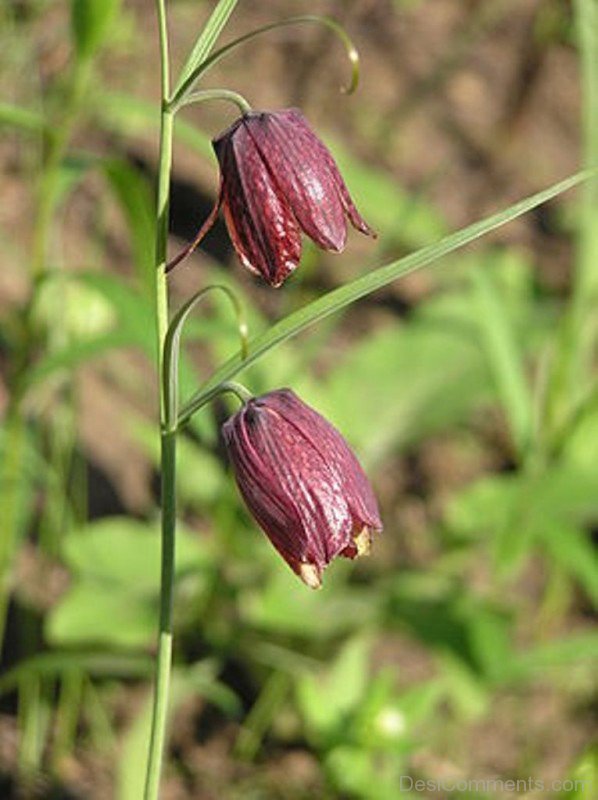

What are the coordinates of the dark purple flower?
(222, 388, 382, 588)
(168, 109, 375, 286)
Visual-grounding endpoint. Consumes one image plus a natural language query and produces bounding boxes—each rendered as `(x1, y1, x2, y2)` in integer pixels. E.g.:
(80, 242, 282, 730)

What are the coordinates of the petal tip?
(351, 215, 377, 239)
(298, 562, 323, 590)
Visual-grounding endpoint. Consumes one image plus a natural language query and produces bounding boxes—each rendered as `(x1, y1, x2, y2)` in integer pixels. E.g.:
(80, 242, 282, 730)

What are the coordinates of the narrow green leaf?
(550, 1, 598, 433)
(0, 652, 152, 697)
(234, 672, 290, 762)
(101, 158, 155, 294)
(70, 0, 120, 60)
(501, 633, 598, 682)
(174, 0, 238, 96)
(539, 523, 598, 606)
(0, 102, 45, 133)
(470, 263, 533, 458)
(0, 416, 36, 653)
(180, 170, 592, 424)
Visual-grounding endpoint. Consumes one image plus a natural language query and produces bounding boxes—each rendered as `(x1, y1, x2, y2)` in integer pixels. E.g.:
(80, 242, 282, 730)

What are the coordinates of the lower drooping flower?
(167, 109, 375, 286)
(222, 389, 382, 588)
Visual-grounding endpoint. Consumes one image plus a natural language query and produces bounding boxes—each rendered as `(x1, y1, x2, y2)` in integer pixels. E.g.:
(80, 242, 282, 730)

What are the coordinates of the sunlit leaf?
(46, 518, 213, 648)
(47, 584, 156, 649)
(61, 517, 208, 591)
(243, 567, 376, 639)
(297, 637, 371, 740)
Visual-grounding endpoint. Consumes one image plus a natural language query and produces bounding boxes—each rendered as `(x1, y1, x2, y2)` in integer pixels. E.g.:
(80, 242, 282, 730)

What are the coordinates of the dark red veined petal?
(243, 110, 348, 252)
(261, 389, 382, 532)
(246, 398, 356, 561)
(223, 413, 312, 571)
(215, 123, 302, 287)
(279, 109, 375, 238)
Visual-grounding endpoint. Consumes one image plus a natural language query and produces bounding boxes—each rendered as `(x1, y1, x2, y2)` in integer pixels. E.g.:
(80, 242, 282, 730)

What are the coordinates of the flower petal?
(282, 109, 375, 238)
(223, 410, 312, 572)
(263, 389, 382, 533)
(244, 110, 348, 252)
(246, 399, 356, 563)
(214, 123, 302, 287)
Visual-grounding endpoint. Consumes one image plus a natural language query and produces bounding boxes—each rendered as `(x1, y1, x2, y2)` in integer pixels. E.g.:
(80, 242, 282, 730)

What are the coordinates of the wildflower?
(222, 388, 382, 588)
(168, 109, 375, 286)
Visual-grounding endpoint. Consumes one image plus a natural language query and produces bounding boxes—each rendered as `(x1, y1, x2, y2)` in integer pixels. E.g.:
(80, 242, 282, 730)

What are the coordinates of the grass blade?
(173, 0, 238, 97)
(180, 170, 593, 424)
(102, 158, 156, 295)
(471, 265, 533, 459)
(0, 102, 45, 132)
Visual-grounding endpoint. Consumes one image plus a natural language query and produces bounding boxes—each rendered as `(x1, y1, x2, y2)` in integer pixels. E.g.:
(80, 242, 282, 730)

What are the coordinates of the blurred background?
(1, 0, 597, 798)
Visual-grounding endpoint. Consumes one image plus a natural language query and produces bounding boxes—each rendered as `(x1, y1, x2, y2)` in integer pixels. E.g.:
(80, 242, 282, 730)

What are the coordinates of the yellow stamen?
(354, 527, 371, 557)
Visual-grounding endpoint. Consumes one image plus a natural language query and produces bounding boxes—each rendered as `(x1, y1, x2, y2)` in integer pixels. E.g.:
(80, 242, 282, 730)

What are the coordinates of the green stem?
(144, 0, 177, 797)
(144, 430, 177, 799)
(178, 380, 252, 428)
(168, 87, 251, 115)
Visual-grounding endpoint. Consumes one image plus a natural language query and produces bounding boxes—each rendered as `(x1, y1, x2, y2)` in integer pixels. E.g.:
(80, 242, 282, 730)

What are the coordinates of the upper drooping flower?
(222, 388, 382, 588)
(168, 109, 375, 286)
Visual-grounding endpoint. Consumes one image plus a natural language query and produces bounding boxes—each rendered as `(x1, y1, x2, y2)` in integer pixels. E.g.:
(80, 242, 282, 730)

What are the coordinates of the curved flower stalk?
(166, 109, 375, 285)
(222, 388, 382, 588)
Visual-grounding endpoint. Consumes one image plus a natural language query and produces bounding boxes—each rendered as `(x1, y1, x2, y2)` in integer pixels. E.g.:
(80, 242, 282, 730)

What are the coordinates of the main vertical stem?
(144, 430, 176, 799)
(144, 0, 176, 797)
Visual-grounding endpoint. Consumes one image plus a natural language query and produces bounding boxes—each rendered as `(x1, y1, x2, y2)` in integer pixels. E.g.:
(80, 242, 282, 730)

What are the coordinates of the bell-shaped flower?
(168, 109, 375, 286)
(222, 388, 382, 588)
